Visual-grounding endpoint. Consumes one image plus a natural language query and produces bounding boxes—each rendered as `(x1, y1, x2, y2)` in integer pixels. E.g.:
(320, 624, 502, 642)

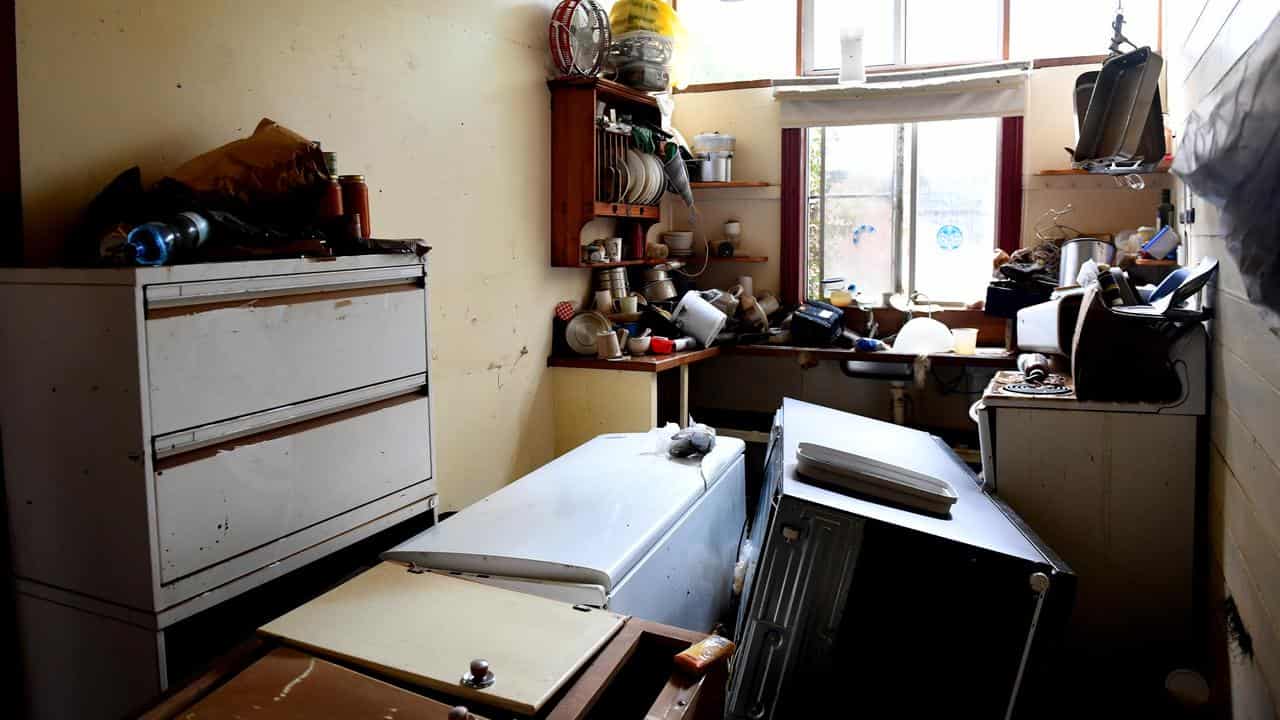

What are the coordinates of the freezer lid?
(259, 563, 625, 716)
(383, 433, 746, 591)
(780, 398, 1051, 564)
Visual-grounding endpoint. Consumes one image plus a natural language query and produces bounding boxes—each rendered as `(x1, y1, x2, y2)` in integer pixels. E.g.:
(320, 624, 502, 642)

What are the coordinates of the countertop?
(547, 345, 1017, 373)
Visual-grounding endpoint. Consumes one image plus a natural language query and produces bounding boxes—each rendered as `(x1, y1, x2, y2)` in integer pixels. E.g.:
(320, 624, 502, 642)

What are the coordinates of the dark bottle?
(1156, 188, 1175, 230)
(339, 175, 371, 239)
(125, 211, 211, 266)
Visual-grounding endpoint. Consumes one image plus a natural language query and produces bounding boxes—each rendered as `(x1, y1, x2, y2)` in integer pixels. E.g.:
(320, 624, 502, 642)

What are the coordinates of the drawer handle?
(153, 374, 427, 460)
(145, 265, 423, 310)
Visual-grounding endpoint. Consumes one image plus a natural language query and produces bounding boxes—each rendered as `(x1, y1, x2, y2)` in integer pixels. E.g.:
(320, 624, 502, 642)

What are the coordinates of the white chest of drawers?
(0, 255, 437, 718)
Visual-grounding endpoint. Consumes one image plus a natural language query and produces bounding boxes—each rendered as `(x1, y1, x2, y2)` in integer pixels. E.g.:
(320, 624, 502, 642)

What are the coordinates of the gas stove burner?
(1003, 382, 1072, 396)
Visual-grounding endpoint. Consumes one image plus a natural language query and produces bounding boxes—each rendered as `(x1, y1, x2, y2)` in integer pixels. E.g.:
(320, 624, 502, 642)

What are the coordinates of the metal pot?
(641, 267, 670, 284)
(1058, 237, 1117, 287)
(642, 278, 678, 303)
(695, 151, 733, 182)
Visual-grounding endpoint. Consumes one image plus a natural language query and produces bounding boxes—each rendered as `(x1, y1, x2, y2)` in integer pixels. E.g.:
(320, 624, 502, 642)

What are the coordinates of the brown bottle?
(339, 175, 371, 239)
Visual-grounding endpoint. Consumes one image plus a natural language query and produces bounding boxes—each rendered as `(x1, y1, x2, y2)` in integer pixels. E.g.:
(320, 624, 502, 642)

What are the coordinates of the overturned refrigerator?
(729, 399, 1075, 718)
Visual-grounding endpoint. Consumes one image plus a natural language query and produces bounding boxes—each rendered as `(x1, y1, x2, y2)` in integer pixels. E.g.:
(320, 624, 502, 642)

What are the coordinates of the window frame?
(673, 0, 1164, 93)
(805, 120, 1003, 307)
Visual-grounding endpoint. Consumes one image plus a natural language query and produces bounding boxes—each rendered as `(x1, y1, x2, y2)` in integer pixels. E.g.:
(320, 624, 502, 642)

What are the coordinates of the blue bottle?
(126, 212, 210, 266)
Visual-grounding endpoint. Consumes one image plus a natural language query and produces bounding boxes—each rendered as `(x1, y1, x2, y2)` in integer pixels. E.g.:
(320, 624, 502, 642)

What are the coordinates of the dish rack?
(549, 77, 663, 267)
(596, 124, 664, 207)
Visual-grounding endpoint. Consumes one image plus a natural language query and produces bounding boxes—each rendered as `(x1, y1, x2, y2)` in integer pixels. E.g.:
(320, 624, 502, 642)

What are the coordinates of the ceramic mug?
(594, 289, 615, 314)
(618, 295, 639, 314)
(605, 237, 624, 262)
(596, 329, 622, 359)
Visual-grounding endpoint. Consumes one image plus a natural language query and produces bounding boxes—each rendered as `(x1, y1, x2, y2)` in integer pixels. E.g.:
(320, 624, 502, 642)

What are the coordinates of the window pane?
(913, 118, 998, 303)
(818, 125, 897, 299)
(905, 0, 1002, 65)
(1010, 0, 1160, 60)
(811, 0, 897, 70)
(677, 0, 797, 83)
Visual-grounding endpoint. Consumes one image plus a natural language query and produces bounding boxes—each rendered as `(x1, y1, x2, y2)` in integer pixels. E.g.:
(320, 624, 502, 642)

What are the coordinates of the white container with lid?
(692, 132, 736, 153)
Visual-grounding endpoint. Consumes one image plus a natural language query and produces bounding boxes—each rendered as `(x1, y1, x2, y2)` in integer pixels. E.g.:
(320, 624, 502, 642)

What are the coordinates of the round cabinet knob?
(448, 707, 472, 720)
(461, 658, 495, 689)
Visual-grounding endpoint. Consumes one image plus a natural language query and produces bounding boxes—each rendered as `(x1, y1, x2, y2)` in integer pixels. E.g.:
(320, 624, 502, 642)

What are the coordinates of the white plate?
(644, 154, 666, 204)
(565, 312, 612, 355)
(624, 150, 646, 204)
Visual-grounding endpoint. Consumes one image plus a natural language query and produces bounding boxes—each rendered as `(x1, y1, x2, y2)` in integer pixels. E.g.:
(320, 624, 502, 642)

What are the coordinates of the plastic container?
(951, 328, 979, 355)
(125, 211, 211, 266)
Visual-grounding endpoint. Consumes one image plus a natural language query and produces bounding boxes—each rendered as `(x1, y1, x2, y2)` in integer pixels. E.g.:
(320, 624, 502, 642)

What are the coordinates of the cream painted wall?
(15, 0, 587, 511)
(665, 87, 783, 295)
(1168, 1, 1280, 715)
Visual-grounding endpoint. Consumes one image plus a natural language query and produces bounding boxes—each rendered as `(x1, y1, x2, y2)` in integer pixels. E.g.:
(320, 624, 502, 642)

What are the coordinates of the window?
(676, 0, 1162, 86)
(806, 119, 999, 304)
(803, 0, 1003, 75)
(675, 0, 797, 84)
(1008, 0, 1160, 60)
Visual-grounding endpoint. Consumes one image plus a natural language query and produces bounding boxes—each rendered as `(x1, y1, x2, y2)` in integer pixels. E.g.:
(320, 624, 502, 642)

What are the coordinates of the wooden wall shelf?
(690, 181, 773, 188)
(707, 255, 768, 263)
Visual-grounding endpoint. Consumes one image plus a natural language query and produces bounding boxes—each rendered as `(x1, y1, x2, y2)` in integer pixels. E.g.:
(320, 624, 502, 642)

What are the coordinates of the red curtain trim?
(997, 116, 1024, 254)
(779, 127, 805, 306)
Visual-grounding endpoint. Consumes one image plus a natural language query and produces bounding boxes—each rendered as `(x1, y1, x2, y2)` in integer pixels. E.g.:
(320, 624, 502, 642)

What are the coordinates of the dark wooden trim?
(137, 638, 270, 720)
(779, 128, 806, 306)
(997, 116, 1024, 254)
(547, 346, 721, 373)
(1032, 54, 1107, 69)
(674, 79, 773, 95)
(728, 344, 1017, 369)
(678, 55, 1108, 96)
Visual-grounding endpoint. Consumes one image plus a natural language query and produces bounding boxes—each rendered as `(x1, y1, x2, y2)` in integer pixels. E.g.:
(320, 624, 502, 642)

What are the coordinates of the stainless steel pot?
(695, 152, 733, 183)
(642, 278, 678, 303)
(641, 267, 670, 283)
(1058, 237, 1117, 287)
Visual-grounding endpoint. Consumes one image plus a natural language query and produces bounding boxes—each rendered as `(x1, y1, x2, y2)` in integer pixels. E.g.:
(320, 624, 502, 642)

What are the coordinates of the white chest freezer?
(383, 433, 747, 632)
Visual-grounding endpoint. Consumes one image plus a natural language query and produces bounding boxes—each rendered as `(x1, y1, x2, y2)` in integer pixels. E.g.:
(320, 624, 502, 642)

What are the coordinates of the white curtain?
(774, 62, 1030, 128)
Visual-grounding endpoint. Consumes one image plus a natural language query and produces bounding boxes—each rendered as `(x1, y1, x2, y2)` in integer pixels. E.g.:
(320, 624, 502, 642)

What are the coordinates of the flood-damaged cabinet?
(0, 255, 437, 718)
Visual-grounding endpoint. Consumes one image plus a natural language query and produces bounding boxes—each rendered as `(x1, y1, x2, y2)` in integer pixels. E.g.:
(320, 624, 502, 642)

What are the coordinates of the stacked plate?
(623, 149, 667, 206)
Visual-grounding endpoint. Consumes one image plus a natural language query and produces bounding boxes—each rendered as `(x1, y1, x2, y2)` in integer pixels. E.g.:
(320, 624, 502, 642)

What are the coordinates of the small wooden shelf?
(1035, 168, 1170, 177)
(573, 259, 653, 269)
(690, 181, 773, 189)
(706, 255, 768, 263)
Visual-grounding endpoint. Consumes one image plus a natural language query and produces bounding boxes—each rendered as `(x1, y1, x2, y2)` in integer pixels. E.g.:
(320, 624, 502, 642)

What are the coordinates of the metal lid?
(338, 174, 366, 182)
